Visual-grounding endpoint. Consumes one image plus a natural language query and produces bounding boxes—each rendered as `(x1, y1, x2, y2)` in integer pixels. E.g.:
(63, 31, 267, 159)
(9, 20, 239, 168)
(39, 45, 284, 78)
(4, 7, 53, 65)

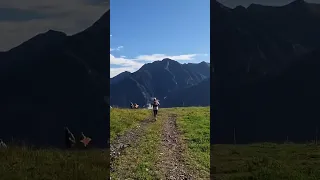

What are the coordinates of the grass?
(110, 108, 151, 142)
(111, 111, 165, 179)
(212, 143, 320, 180)
(170, 107, 210, 178)
(0, 147, 109, 180)
(110, 107, 210, 179)
(6, 107, 318, 180)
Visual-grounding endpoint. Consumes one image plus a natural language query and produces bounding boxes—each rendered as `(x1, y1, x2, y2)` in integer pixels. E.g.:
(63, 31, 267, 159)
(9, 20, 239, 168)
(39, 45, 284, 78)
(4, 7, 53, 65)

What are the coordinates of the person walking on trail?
(152, 98, 160, 120)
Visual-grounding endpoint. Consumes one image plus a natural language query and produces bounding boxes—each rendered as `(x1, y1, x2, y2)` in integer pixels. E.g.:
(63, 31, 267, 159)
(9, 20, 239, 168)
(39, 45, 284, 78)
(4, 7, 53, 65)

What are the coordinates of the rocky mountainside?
(0, 10, 110, 148)
(211, 0, 320, 144)
(110, 59, 210, 108)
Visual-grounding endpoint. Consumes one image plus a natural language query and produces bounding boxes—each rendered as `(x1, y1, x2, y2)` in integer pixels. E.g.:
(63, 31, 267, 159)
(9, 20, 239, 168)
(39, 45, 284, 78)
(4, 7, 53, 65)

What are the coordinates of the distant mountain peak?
(46, 29, 63, 34)
(116, 71, 131, 75)
(200, 61, 209, 65)
(41, 30, 67, 38)
(285, 0, 307, 7)
(8, 29, 66, 52)
(247, 3, 267, 9)
(248, 0, 306, 9)
(291, 0, 305, 4)
(234, 5, 247, 10)
(162, 58, 174, 61)
(212, 0, 231, 10)
(35, 29, 66, 37)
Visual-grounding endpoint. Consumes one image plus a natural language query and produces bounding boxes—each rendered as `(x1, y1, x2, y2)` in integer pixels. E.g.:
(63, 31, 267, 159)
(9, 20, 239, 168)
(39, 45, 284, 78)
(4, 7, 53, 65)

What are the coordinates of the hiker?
(134, 103, 139, 109)
(80, 132, 91, 148)
(152, 98, 160, 120)
(64, 127, 76, 149)
(130, 102, 134, 109)
(0, 139, 7, 148)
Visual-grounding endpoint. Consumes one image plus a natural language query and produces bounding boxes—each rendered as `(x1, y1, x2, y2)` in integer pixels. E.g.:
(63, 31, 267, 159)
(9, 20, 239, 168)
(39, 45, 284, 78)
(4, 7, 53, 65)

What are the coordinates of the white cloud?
(110, 54, 144, 77)
(110, 46, 123, 52)
(110, 54, 143, 68)
(116, 46, 123, 50)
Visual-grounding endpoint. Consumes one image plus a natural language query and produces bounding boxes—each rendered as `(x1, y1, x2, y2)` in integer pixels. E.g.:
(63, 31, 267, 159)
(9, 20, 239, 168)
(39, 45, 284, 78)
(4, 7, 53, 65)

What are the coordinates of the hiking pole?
(233, 127, 236, 145)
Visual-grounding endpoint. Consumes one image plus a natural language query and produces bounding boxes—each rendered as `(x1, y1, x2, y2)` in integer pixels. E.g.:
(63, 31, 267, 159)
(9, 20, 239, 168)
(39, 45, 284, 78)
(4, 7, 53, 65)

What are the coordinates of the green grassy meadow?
(212, 143, 320, 180)
(110, 107, 210, 179)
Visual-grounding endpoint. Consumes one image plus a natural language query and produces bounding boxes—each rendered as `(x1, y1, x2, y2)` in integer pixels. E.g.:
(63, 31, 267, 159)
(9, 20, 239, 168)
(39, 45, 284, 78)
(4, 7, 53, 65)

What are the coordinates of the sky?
(217, 0, 320, 8)
(0, 0, 109, 51)
(110, 0, 210, 78)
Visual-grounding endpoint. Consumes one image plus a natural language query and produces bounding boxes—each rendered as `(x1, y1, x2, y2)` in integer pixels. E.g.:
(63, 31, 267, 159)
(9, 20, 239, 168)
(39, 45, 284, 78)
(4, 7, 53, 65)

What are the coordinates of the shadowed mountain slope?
(211, 0, 320, 144)
(0, 10, 110, 148)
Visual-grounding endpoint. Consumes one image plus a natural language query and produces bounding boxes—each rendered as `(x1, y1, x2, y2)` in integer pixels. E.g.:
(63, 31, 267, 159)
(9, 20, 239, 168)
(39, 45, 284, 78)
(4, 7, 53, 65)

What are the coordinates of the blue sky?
(110, 0, 210, 77)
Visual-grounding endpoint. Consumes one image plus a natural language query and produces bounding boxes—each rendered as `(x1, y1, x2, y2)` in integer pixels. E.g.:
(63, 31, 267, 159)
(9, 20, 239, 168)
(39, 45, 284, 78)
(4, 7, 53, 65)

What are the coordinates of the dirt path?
(110, 117, 153, 172)
(156, 114, 195, 180)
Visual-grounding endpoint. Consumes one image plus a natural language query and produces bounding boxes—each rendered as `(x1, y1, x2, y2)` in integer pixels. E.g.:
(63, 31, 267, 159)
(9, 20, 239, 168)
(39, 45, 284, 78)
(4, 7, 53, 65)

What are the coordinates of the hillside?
(110, 59, 210, 107)
(0, 10, 110, 148)
(212, 0, 320, 144)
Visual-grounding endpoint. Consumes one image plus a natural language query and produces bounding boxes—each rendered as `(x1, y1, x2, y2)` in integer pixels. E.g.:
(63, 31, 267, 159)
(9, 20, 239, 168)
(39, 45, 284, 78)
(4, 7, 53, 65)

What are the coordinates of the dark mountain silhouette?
(110, 59, 210, 108)
(0, 10, 110, 148)
(164, 78, 210, 107)
(211, 0, 320, 144)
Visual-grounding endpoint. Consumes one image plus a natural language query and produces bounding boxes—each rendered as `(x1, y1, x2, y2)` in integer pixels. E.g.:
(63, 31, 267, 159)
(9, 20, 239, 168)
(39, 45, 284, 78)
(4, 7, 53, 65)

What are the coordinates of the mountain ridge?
(110, 58, 210, 108)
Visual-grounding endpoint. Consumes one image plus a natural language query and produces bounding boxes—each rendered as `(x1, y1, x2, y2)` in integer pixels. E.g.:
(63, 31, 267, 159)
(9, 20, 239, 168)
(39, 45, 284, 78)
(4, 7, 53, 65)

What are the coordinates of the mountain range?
(110, 59, 210, 108)
(211, 0, 320, 144)
(0, 11, 110, 148)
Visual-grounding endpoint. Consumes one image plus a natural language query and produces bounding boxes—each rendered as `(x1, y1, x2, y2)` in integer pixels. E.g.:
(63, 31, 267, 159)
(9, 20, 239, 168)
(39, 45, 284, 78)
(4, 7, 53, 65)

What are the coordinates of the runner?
(152, 98, 160, 120)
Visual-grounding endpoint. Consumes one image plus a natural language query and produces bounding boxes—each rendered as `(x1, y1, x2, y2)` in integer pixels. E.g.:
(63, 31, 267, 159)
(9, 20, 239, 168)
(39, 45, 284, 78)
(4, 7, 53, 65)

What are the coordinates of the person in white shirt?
(152, 98, 160, 120)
